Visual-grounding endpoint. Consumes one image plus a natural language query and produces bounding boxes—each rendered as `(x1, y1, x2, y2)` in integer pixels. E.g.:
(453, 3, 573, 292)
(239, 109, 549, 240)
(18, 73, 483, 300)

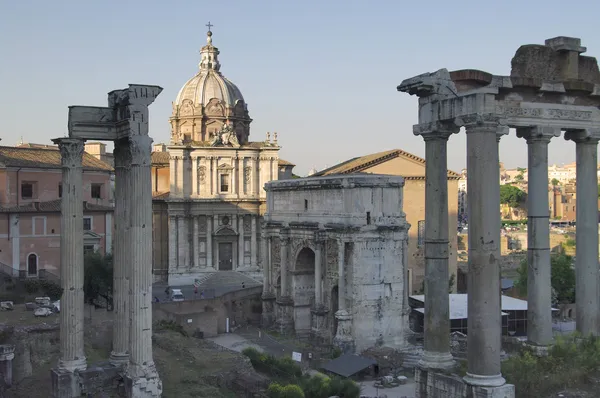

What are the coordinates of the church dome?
(170, 26, 252, 145)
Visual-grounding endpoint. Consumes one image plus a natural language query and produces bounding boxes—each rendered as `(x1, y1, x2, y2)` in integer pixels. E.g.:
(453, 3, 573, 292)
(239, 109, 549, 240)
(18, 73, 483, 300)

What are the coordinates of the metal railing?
(0, 262, 18, 278)
(38, 269, 61, 283)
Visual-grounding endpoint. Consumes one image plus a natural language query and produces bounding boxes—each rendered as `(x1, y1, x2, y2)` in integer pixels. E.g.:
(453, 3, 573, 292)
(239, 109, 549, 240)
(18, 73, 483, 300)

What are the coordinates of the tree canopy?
(500, 185, 527, 208)
(515, 251, 575, 304)
(84, 252, 113, 308)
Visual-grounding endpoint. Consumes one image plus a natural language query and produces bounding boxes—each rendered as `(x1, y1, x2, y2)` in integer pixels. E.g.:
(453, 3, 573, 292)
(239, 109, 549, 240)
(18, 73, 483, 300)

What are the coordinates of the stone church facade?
(151, 28, 295, 285)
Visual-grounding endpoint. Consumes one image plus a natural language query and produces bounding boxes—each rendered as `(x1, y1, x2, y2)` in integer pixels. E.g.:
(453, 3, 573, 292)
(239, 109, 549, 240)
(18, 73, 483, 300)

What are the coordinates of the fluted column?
(416, 122, 458, 370)
(193, 216, 199, 268)
(261, 231, 270, 293)
(517, 126, 560, 347)
(168, 215, 177, 270)
(250, 157, 257, 196)
(212, 157, 217, 195)
(337, 239, 346, 311)
(206, 216, 213, 269)
(280, 229, 290, 297)
(177, 216, 188, 268)
(53, 137, 86, 372)
(127, 135, 158, 379)
(463, 119, 507, 387)
(110, 138, 131, 365)
(565, 129, 600, 336)
(238, 157, 244, 197)
(314, 239, 323, 307)
(251, 216, 258, 268)
(238, 216, 245, 269)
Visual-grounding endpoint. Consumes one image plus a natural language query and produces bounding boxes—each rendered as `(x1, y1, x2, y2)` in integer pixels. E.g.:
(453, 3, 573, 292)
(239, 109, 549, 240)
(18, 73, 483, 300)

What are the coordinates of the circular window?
(221, 216, 229, 225)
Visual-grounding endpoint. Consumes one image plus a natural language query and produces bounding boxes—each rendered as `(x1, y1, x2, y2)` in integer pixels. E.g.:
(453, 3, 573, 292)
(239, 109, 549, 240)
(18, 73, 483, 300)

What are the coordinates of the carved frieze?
(325, 238, 338, 271)
(198, 166, 206, 182)
(496, 105, 594, 121)
(244, 166, 251, 183)
(271, 237, 281, 265)
(198, 216, 207, 233)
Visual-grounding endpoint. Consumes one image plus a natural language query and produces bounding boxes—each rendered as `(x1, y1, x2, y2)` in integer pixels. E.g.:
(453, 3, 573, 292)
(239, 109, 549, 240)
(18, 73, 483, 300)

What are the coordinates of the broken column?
(126, 134, 162, 395)
(565, 129, 600, 336)
(110, 137, 131, 365)
(54, 138, 87, 373)
(0, 345, 15, 387)
(517, 126, 560, 348)
(416, 121, 458, 370)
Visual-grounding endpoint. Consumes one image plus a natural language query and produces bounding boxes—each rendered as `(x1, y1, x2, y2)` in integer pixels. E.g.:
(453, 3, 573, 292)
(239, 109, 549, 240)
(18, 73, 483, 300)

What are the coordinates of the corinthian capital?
(413, 121, 460, 141)
(52, 138, 84, 168)
(129, 135, 153, 166)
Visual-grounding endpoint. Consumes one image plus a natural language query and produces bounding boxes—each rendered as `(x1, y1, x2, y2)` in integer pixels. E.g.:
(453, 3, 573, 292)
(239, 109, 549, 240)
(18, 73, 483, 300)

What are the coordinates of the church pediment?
(215, 226, 237, 236)
(218, 163, 233, 170)
(83, 230, 102, 242)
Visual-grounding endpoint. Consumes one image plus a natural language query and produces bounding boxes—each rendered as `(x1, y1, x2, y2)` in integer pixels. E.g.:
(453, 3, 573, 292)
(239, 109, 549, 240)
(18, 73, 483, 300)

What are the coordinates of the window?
(27, 253, 38, 276)
(91, 183, 102, 199)
(84, 245, 95, 255)
(83, 217, 92, 231)
(304, 199, 308, 211)
(417, 220, 425, 247)
(58, 183, 62, 198)
(220, 174, 229, 193)
(366, 211, 371, 225)
(21, 182, 34, 199)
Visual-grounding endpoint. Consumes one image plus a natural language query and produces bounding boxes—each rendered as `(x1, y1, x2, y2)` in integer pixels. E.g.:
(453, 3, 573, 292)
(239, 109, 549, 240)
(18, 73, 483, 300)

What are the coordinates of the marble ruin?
(261, 174, 411, 353)
(399, 36, 600, 397)
(51, 85, 163, 397)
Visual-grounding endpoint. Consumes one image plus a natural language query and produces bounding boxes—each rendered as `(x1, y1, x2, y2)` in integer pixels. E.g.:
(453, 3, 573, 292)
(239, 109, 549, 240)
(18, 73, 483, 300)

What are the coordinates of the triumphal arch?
(260, 174, 411, 353)
(398, 36, 600, 397)
(51, 85, 163, 397)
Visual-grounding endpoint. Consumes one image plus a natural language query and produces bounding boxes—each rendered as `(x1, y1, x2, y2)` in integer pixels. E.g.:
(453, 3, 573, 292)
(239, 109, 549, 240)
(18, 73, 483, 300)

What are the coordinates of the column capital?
(516, 126, 561, 143)
(52, 138, 84, 167)
(129, 135, 153, 166)
(564, 128, 600, 144)
(279, 228, 291, 245)
(455, 113, 508, 139)
(413, 121, 460, 140)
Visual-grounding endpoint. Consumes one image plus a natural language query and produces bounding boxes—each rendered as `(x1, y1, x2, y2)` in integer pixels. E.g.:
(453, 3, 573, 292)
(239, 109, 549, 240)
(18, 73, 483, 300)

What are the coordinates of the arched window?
(27, 253, 38, 276)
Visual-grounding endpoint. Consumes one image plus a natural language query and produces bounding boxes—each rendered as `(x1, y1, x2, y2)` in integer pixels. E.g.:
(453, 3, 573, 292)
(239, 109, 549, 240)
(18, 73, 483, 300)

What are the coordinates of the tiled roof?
(0, 146, 113, 171)
(0, 199, 114, 213)
(313, 149, 460, 179)
(278, 159, 295, 167)
(151, 151, 170, 166)
(152, 191, 170, 200)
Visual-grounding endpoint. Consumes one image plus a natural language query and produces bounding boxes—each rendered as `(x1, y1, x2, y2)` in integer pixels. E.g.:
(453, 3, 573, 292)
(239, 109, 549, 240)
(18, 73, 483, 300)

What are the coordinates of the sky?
(1, 0, 599, 176)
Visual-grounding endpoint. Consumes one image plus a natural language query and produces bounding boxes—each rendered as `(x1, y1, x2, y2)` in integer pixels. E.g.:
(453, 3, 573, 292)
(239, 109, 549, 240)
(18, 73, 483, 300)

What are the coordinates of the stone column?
(212, 157, 218, 195)
(168, 215, 177, 270)
(193, 216, 199, 268)
(178, 216, 189, 268)
(238, 216, 245, 269)
(261, 231, 270, 293)
(314, 231, 324, 307)
(206, 216, 213, 269)
(0, 345, 15, 387)
(462, 119, 507, 387)
(276, 228, 293, 332)
(337, 239, 346, 311)
(517, 126, 560, 347)
(416, 122, 458, 370)
(250, 157, 257, 196)
(565, 129, 600, 336)
(238, 157, 244, 196)
(334, 238, 353, 351)
(251, 216, 258, 268)
(280, 230, 290, 297)
(53, 138, 87, 372)
(126, 135, 161, 385)
(110, 138, 131, 365)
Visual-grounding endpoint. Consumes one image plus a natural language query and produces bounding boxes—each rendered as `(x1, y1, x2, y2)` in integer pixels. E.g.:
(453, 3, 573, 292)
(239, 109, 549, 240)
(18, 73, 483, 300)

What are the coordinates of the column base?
(125, 362, 162, 398)
(109, 351, 130, 366)
(333, 309, 354, 353)
(261, 292, 276, 328)
(522, 341, 551, 357)
(463, 372, 506, 387)
(276, 296, 294, 335)
(51, 368, 82, 398)
(470, 384, 515, 398)
(418, 350, 455, 370)
(58, 357, 87, 373)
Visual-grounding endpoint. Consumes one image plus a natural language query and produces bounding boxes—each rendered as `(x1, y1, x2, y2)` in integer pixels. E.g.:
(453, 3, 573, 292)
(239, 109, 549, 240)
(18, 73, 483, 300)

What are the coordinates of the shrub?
(267, 383, 305, 398)
(297, 374, 360, 398)
(242, 347, 302, 379)
(23, 279, 63, 300)
(564, 238, 576, 247)
(153, 320, 188, 337)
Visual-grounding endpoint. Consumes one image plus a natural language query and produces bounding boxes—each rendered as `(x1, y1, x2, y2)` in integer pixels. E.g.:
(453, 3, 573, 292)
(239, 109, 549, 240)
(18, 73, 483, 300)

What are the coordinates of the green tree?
(513, 174, 524, 182)
(597, 183, 600, 198)
(515, 251, 575, 304)
(551, 178, 560, 186)
(83, 252, 113, 308)
(500, 185, 527, 208)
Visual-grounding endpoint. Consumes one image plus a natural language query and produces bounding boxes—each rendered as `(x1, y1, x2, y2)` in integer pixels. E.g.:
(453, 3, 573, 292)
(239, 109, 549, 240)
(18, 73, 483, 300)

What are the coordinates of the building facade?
(151, 28, 295, 285)
(313, 149, 460, 294)
(0, 145, 113, 278)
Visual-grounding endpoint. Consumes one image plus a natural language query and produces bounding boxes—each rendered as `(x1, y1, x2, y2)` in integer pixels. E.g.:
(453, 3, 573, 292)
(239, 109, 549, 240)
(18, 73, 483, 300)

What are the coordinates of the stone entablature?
(261, 174, 410, 353)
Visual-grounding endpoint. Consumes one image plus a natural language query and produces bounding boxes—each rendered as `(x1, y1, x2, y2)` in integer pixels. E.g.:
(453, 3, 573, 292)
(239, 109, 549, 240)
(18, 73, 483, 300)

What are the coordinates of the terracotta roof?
(152, 191, 170, 200)
(278, 159, 295, 167)
(0, 146, 113, 171)
(313, 149, 460, 179)
(0, 199, 114, 213)
(151, 151, 170, 166)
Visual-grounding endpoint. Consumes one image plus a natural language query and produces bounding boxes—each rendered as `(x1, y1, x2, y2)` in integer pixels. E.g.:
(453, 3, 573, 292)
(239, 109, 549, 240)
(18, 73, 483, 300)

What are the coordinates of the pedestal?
(310, 305, 329, 343)
(261, 292, 276, 328)
(333, 309, 354, 353)
(0, 345, 15, 388)
(276, 296, 294, 334)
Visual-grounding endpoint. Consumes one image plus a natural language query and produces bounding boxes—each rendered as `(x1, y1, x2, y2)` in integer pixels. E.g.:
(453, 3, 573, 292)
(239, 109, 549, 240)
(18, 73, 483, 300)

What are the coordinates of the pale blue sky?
(1, 0, 599, 175)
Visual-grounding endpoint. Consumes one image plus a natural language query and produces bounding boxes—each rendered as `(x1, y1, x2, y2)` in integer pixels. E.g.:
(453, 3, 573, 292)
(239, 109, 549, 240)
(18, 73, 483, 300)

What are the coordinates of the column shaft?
(314, 244, 322, 306)
(261, 232, 270, 293)
(110, 139, 131, 364)
(238, 216, 245, 268)
(54, 138, 86, 372)
(518, 127, 557, 346)
(168, 216, 177, 270)
(206, 217, 213, 268)
(464, 123, 505, 386)
(337, 240, 346, 310)
(567, 130, 600, 335)
(193, 216, 199, 268)
(251, 216, 258, 268)
(421, 130, 454, 369)
(280, 231, 289, 297)
(127, 135, 156, 376)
